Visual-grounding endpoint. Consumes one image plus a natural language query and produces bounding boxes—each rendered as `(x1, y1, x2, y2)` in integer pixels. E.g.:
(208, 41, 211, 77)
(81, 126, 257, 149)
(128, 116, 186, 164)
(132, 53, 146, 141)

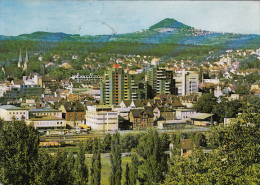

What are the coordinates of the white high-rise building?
(173, 69, 199, 96)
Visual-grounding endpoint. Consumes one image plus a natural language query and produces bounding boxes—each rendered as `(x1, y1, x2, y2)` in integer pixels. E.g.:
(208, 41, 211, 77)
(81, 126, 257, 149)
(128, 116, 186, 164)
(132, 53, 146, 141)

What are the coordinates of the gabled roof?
(122, 100, 131, 107)
(143, 107, 154, 117)
(130, 109, 142, 118)
(43, 96, 63, 103)
(61, 101, 86, 112)
(171, 100, 184, 107)
(133, 100, 143, 107)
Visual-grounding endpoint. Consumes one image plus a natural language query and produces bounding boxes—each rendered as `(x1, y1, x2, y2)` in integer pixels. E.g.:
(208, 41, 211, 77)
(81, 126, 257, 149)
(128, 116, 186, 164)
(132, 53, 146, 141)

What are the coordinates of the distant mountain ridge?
(0, 18, 259, 48)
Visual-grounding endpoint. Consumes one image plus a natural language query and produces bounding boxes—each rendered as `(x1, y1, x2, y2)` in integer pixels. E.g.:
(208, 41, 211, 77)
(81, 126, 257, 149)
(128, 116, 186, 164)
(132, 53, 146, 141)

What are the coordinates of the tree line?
(0, 111, 259, 184)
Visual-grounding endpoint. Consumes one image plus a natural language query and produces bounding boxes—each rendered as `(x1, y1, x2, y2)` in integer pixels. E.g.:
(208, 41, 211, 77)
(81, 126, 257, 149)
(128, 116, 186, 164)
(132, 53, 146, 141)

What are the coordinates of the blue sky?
(0, 1, 259, 36)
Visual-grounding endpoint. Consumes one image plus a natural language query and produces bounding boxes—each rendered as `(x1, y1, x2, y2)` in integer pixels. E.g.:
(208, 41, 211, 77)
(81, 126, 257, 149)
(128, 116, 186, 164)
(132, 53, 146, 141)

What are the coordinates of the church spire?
(25, 48, 29, 63)
(18, 49, 22, 67)
(23, 48, 29, 71)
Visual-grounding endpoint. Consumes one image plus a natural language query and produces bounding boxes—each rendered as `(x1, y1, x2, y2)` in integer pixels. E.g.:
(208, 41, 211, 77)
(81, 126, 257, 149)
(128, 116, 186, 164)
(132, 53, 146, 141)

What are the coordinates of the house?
(0, 105, 29, 121)
(85, 105, 118, 131)
(153, 107, 160, 121)
(169, 139, 192, 157)
(60, 90, 71, 99)
(129, 107, 154, 129)
(59, 101, 86, 127)
(159, 108, 175, 121)
(26, 116, 66, 130)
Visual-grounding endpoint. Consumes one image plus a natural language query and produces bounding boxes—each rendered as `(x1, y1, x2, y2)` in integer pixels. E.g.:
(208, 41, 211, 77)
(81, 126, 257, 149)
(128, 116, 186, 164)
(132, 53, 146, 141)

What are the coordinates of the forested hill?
(0, 18, 259, 48)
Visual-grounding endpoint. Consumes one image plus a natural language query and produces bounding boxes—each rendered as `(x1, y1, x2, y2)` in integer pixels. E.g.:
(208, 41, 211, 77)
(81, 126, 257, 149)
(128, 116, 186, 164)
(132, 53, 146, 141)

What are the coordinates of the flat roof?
(175, 109, 195, 112)
(29, 108, 61, 112)
(0, 105, 28, 110)
(190, 113, 213, 120)
(27, 116, 64, 121)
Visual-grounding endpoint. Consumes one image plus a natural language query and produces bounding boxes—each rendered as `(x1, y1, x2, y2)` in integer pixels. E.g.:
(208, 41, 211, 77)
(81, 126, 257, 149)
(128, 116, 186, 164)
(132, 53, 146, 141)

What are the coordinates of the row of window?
(9, 112, 26, 115)
(33, 112, 60, 116)
(36, 121, 63, 125)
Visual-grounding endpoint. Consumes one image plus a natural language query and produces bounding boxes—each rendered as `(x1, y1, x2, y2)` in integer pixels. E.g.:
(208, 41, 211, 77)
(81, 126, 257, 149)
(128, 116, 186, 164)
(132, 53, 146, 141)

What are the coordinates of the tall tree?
(124, 163, 130, 185)
(91, 138, 101, 185)
(67, 150, 75, 184)
(75, 141, 88, 185)
(129, 154, 139, 185)
(103, 133, 112, 152)
(137, 129, 167, 184)
(109, 132, 122, 185)
(0, 120, 39, 184)
(160, 132, 170, 151)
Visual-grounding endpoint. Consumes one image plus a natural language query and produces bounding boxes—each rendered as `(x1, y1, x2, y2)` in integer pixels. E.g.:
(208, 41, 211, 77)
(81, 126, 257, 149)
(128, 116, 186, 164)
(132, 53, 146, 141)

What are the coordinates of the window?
(57, 122, 59, 124)
(16, 112, 18, 114)
(20, 112, 22, 114)
(13, 112, 15, 115)
(23, 112, 25, 114)
(9, 112, 11, 114)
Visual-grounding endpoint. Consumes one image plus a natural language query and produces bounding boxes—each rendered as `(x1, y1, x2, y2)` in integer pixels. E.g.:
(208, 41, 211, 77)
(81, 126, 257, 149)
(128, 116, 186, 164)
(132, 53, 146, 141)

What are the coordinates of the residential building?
(173, 69, 199, 96)
(100, 65, 146, 105)
(59, 102, 86, 127)
(0, 105, 29, 121)
(203, 78, 220, 84)
(129, 107, 154, 129)
(71, 73, 102, 84)
(146, 66, 176, 98)
(85, 105, 118, 131)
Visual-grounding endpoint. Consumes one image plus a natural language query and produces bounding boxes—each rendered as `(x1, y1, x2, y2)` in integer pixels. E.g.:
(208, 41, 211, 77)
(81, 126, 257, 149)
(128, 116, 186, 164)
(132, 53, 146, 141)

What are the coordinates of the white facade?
(23, 75, 39, 85)
(203, 78, 220, 85)
(173, 69, 199, 96)
(71, 73, 102, 83)
(85, 105, 118, 131)
(116, 107, 131, 120)
(26, 116, 66, 129)
(0, 82, 13, 97)
(175, 109, 196, 120)
(0, 105, 29, 121)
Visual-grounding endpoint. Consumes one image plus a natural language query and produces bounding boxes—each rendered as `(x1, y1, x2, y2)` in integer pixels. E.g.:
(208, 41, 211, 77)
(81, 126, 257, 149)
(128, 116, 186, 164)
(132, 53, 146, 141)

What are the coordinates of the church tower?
(23, 48, 29, 70)
(18, 49, 22, 68)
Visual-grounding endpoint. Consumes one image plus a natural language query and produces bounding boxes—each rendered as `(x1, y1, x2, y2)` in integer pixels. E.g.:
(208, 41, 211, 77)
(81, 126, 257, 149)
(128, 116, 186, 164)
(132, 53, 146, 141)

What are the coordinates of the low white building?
(0, 105, 29, 121)
(70, 73, 102, 83)
(203, 78, 220, 85)
(26, 116, 66, 130)
(29, 108, 62, 118)
(85, 105, 118, 131)
(175, 109, 196, 120)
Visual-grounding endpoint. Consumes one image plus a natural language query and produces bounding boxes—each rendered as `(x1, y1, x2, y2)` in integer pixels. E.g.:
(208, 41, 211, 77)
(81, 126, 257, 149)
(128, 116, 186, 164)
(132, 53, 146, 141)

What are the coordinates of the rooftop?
(0, 105, 28, 110)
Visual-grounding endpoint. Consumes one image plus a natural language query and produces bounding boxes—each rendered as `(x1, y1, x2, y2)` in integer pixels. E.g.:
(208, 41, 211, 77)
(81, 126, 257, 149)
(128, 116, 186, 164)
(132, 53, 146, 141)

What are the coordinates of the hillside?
(149, 18, 193, 30)
(0, 18, 259, 48)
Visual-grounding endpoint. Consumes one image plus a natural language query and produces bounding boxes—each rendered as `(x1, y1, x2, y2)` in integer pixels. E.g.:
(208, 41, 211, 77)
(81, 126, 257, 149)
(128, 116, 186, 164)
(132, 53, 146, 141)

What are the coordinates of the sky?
(0, 0, 259, 36)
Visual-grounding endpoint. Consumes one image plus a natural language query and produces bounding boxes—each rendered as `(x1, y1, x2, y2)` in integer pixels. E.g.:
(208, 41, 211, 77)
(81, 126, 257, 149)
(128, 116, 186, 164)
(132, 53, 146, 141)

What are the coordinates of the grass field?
(85, 156, 132, 185)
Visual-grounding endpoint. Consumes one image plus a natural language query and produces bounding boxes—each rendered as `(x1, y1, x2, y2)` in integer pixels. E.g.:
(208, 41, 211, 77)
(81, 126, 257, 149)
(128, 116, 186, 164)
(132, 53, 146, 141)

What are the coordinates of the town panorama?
(0, 2, 259, 184)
